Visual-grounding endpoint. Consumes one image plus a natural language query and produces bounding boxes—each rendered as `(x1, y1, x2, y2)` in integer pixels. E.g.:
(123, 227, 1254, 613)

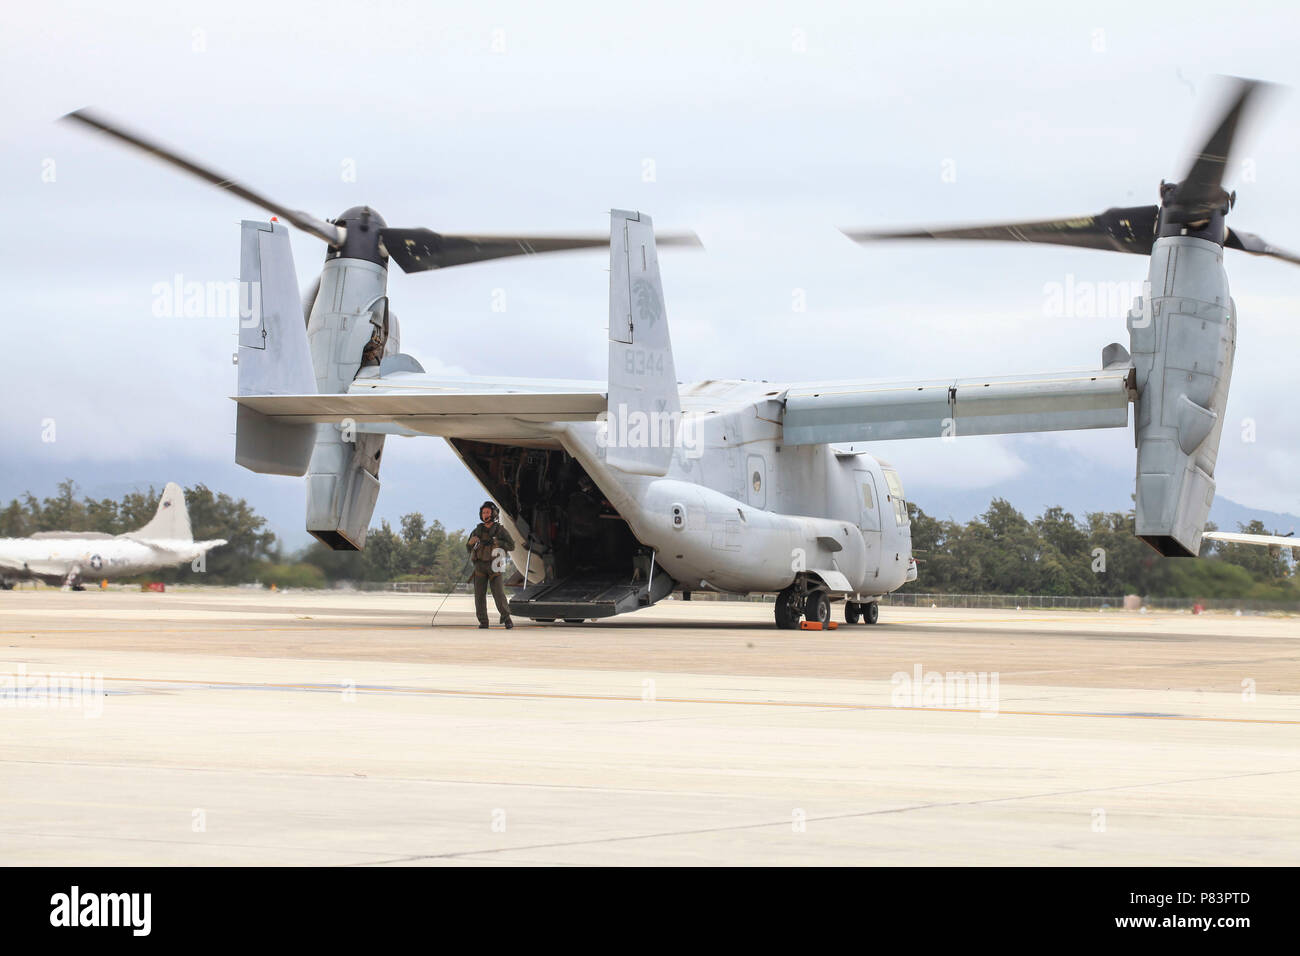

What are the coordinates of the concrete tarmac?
(2, 588, 1298, 865)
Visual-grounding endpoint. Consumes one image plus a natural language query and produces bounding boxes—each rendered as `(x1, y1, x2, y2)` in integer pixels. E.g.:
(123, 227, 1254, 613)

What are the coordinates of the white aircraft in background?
(1203, 530, 1298, 553)
(0, 483, 226, 590)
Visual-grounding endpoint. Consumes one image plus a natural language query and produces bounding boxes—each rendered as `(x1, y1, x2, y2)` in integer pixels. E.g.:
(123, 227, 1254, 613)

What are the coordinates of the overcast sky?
(3, 0, 1298, 544)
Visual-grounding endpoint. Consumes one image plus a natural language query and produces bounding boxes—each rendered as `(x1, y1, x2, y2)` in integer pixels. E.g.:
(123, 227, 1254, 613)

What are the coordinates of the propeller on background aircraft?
(841, 78, 1299, 266)
(62, 108, 701, 273)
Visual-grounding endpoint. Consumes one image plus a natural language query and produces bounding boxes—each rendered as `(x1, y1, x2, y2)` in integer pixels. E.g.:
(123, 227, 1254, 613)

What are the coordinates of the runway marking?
(355, 764, 1300, 865)
(0, 827, 386, 859)
(0, 625, 487, 636)
(83, 674, 1300, 725)
(0, 614, 1203, 635)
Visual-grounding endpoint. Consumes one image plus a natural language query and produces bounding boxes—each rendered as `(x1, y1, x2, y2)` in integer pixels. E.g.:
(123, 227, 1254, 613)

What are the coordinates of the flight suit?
(467, 520, 515, 626)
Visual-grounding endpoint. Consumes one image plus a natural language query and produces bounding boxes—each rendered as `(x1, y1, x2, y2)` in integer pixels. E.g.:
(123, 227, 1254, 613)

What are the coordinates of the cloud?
(3, 1, 1298, 534)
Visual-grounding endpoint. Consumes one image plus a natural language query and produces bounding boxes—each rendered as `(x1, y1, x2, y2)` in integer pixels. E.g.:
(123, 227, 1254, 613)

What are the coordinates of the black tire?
(845, 602, 861, 624)
(805, 590, 831, 627)
(563, 618, 584, 624)
(864, 602, 879, 625)
(775, 585, 801, 629)
(536, 618, 556, 623)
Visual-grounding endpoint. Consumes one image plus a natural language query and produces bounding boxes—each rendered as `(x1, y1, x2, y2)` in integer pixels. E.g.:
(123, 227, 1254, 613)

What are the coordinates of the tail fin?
(133, 482, 192, 542)
(605, 209, 682, 476)
(235, 219, 317, 476)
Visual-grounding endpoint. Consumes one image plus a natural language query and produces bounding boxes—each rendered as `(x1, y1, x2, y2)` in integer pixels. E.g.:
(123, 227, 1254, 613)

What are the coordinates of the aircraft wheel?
(536, 618, 556, 623)
(774, 586, 802, 629)
(864, 602, 880, 625)
(563, 618, 584, 624)
(845, 602, 861, 624)
(805, 591, 831, 627)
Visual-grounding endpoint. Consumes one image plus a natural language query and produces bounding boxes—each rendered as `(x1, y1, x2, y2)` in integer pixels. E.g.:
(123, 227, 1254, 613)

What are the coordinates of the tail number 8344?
(623, 348, 666, 376)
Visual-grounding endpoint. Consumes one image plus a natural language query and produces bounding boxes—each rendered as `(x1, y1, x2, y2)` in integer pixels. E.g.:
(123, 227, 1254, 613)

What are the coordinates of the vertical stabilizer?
(235, 220, 317, 476)
(606, 209, 681, 477)
(132, 482, 192, 542)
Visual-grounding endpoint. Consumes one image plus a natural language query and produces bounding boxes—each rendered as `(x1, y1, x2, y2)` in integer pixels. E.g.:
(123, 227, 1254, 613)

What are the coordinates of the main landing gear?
(775, 585, 802, 629)
(775, 581, 880, 629)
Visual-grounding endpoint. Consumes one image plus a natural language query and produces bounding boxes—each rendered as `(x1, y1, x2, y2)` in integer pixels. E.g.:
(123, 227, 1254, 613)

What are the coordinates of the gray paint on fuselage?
(499, 379, 915, 598)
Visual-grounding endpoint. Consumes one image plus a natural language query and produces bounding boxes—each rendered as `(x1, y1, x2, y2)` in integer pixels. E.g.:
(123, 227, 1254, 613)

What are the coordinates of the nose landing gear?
(845, 600, 879, 625)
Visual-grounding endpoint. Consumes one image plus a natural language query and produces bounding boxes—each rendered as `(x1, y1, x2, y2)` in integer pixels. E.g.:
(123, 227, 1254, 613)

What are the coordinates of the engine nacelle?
(306, 429, 384, 550)
(304, 255, 392, 550)
(1128, 235, 1236, 557)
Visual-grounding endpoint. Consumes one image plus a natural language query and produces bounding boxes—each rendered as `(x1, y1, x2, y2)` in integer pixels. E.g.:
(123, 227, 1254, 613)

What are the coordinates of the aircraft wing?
(1203, 531, 1299, 549)
(0, 553, 65, 581)
(783, 365, 1134, 445)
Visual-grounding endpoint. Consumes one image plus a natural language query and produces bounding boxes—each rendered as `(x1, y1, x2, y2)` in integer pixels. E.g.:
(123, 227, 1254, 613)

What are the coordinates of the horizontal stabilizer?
(30, 531, 115, 540)
(235, 390, 607, 425)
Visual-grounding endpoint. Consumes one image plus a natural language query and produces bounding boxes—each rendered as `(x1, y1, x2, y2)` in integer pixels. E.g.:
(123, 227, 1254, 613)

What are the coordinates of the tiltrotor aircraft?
(0, 483, 226, 589)
(64, 78, 1295, 627)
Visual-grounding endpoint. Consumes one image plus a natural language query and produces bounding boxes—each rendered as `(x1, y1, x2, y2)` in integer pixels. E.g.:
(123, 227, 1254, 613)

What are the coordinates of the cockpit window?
(883, 469, 909, 528)
(883, 469, 905, 500)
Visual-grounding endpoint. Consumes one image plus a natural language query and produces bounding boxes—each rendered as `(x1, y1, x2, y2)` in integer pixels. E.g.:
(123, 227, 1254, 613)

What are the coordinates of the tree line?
(905, 499, 1297, 601)
(2, 481, 1295, 600)
(0, 480, 469, 589)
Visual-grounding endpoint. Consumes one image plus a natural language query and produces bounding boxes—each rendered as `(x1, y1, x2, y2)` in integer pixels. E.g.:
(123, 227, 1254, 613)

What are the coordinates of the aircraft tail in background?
(130, 482, 192, 542)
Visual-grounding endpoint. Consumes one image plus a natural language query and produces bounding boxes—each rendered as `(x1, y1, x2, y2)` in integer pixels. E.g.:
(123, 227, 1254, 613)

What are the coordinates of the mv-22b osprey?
(66, 79, 1296, 627)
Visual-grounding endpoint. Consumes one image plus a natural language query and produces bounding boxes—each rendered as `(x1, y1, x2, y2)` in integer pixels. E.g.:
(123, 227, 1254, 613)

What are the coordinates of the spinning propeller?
(842, 78, 1299, 266)
(62, 108, 700, 273)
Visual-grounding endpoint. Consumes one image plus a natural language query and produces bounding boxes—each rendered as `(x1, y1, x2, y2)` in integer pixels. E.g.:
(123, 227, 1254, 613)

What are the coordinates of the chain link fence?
(887, 592, 1299, 613)
(886, 592, 1126, 610)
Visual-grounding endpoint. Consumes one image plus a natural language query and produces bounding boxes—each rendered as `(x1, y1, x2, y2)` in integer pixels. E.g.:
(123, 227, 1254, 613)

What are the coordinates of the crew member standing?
(467, 500, 515, 629)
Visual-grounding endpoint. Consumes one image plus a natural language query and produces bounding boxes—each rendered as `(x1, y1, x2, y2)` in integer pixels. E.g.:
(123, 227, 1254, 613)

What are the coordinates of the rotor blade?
(842, 206, 1159, 256)
(61, 108, 343, 246)
(1173, 78, 1267, 217)
(1224, 227, 1300, 266)
(380, 228, 702, 273)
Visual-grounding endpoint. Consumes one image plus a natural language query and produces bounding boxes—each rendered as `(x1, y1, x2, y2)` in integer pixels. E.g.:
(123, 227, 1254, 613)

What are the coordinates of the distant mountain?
(1208, 498, 1300, 537)
(872, 440, 1300, 534)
